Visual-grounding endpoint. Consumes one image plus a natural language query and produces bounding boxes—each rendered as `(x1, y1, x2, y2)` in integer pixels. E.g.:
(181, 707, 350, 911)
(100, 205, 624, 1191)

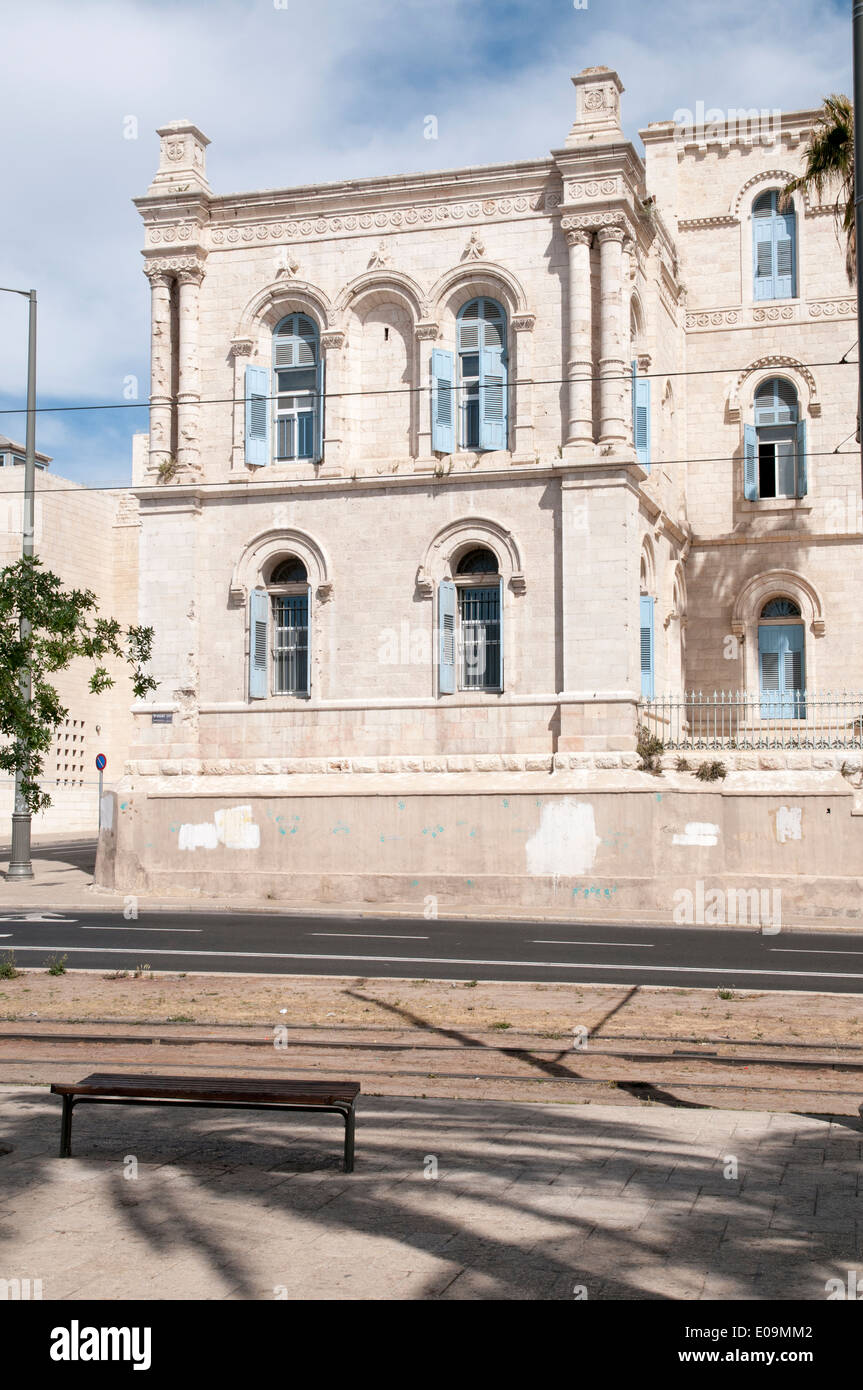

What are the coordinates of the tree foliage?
(783, 94, 855, 281)
(0, 556, 156, 812)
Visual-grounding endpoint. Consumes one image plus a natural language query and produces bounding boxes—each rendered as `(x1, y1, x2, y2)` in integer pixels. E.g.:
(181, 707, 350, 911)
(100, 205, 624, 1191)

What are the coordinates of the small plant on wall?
(695, 760, 727, 782)
(156, 455, 180, 483)
(636, 724, 664, 774)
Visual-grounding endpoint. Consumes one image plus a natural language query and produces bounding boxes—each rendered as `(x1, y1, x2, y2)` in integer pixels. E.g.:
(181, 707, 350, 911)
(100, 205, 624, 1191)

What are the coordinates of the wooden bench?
(50, 1074, 360, 1172)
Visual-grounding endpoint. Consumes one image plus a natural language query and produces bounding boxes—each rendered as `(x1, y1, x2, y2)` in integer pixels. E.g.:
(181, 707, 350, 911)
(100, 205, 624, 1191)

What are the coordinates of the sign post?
(95, 754, 107, 829)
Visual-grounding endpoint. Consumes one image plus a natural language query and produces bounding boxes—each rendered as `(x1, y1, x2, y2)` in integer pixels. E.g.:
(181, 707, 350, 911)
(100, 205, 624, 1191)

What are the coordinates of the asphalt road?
(1, 906, 863, 992)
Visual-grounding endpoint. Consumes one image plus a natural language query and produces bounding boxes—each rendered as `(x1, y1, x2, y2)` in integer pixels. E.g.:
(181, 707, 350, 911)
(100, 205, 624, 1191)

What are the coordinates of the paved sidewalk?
(1, 1085, 860, 1299)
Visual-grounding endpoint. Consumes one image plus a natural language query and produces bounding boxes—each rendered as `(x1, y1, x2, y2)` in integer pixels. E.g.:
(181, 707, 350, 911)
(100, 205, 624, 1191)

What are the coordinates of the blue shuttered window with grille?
(272, 592, 310, 697)
(457, 299, 508, 451)
(271, 314, 322, 463)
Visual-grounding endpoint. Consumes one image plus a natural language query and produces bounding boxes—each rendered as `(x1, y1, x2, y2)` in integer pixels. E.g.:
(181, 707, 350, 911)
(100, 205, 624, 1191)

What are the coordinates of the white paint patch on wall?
(672, 822, 720, 847)
(776, 806, 802, 843)
(525, 799, 601, 877)
(178, 805, 260, 852)
(99, 795, 113, 832)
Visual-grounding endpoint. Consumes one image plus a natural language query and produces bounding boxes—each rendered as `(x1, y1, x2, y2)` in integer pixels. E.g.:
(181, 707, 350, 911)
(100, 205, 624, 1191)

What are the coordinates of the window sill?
(740, 497, 812, 514)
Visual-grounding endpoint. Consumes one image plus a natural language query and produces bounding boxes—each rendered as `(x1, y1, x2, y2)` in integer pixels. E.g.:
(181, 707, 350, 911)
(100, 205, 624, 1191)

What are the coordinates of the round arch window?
(456, 547, 499, 576)
(269, 556, 308, 585)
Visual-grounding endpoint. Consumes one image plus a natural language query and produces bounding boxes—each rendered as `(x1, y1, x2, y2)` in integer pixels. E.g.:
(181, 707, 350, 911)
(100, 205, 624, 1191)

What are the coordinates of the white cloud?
(0, 0, 850, 482)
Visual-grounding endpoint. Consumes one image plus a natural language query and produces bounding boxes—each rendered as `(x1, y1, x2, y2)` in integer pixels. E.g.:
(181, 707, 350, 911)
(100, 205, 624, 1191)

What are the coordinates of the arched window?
(249, 554, 310, 698)
(272, 314, 321, 462)
(744, 377, 806, 500)
(456, 299, 508, 451)
(758, 595, 805, 718)
(753, 190, 797, 301)
(439, 545, 503, 693)
(456, 547, 499, 575)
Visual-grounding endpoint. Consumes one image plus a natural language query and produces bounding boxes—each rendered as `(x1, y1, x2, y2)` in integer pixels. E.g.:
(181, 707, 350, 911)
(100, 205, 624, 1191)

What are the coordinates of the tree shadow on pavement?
(0, 1082, 860, 1301)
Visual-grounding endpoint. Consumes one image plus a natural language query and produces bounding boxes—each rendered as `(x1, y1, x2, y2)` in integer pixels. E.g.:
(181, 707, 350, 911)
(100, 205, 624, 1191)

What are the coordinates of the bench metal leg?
(59, 1096, 74, 1158)
(343, 1105, 356, 1173)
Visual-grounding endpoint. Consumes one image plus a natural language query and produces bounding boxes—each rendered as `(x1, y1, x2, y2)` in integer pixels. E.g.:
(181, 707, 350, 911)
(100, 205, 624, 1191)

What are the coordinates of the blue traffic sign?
(95, 754, 107, 771)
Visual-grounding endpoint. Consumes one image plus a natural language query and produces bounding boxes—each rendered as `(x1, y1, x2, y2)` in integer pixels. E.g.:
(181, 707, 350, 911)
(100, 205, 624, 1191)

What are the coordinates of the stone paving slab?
(0, 1085, 860, 1300)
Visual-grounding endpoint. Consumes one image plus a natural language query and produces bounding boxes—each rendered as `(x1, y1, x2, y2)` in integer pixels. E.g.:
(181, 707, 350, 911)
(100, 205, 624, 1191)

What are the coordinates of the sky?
(0, 0, 853, 488)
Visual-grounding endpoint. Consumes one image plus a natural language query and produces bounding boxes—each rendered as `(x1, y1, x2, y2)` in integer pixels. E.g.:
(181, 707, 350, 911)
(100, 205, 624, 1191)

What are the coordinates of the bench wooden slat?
(51, 1073, 360, 1108)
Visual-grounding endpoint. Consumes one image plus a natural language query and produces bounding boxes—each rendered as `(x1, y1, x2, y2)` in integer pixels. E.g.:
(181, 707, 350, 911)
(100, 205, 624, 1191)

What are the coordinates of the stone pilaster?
(319, 330, 346, 476)
(229, 337, 254, 476)
(413, 322, 440, 472)
(510, 314, 536, 463)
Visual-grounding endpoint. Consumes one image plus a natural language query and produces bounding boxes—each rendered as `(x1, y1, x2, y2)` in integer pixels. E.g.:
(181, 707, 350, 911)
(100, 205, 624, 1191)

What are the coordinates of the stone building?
(0, 453, 139, 836)
(99, 68, 863, 915)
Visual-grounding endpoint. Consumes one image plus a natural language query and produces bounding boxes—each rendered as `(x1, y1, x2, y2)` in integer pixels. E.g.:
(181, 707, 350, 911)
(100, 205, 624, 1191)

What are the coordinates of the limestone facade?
(127, 69, 859, 781)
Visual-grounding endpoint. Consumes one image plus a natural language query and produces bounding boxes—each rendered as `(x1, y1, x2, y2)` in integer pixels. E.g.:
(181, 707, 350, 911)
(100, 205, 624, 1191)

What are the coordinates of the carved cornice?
(230, 337, 254, 358)
(809, 298, 856, 318)
(320, 330, 346, 351)
(414, 322, 440, 341)
(678, 215, 739, 231)
(512, 314, 536, 333)
(206, 189, 552, 247)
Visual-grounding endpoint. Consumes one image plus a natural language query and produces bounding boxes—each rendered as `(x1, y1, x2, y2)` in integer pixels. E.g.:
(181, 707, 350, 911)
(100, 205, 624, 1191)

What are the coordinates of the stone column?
(597, 224, 628, 446)
(413, 322, 440, 472)
(563, 225, 594, 450)
(145, 267, 174, 476)
(176, 265, 205, 472)
(319, 330, 346, 476)
(229, 338, 254, 477)
(511, 314, 536, 463)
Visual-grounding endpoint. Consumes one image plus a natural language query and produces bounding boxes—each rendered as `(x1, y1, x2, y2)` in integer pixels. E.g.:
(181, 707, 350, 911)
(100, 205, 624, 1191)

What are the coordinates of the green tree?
(783, 94, 855, 281)
(0, 556, 156, 813)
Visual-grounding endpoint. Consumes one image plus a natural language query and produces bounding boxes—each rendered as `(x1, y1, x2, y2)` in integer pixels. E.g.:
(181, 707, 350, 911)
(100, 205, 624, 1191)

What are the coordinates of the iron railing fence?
(638, 690, 863, 750)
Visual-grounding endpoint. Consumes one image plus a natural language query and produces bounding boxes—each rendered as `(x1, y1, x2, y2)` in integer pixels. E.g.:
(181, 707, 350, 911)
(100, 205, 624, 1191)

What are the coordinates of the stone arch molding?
(731, 170, 811, 217)
(428, 261, 530, 321)
(229, 528, 333, 605)
(639, 535, 656, 596)
(334, 269, 428, 325)
(234, 281, 333, 341)
(727, 356, 821, 420)
(415, 517, 526, 597)
(731, 569, 825, 638)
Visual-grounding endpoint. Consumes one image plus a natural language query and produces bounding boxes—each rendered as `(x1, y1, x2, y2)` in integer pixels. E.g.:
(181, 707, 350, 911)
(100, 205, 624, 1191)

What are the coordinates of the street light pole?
(2, 287, 38, 879)
(854, 2, 863, 494)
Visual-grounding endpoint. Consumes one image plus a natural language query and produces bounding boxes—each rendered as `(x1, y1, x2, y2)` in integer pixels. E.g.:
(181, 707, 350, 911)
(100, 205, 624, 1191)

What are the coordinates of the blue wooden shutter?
(245, 365, 270, 467)
(479, 344, 507, 450)
(795, 418, 807, 497)
(634, 374, 650, 471)
(759, 624, 805, 717)
(249, 589, 269, 700)
(431, 348, 455, 453)
(313, 357, 324, 464)
(640, 595, 655, 698)
(753, 208, 775, 300)
(439, 579, 456, 695)
(743, 423, 758, 500)
(774, 207, 796, 299)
